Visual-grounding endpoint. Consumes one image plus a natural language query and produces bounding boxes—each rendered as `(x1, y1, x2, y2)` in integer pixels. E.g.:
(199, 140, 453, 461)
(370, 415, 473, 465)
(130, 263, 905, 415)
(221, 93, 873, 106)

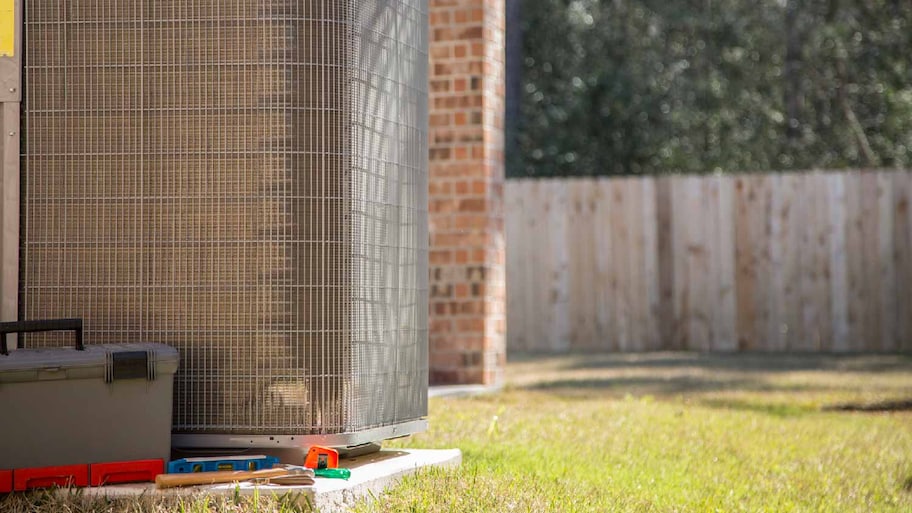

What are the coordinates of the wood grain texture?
(567, 179, 597, 349)
(640, 177, 661, 350)
(624, 178, 646, 351)
(670, 177, 694, 350)
(654, 176, 675, 349)
(828, 173, 850, 352)
(778, 173, 805, 350)
(609, 179, 632, 350)
(543, 180, 571, 352)
(505, 171, 912, 353)
(714, 176, 738, 351)
(593, 179, 615, 350)
(860, 172, 883, 352)
(876, 172, 896, 351)
(504, 179, 526, 350)
(765, 174, 786, 351)
(893, 172, 912, 352)
(798, 172, 832, 352)
(701, 176, 721, 351)
(734, 174, 773, 351)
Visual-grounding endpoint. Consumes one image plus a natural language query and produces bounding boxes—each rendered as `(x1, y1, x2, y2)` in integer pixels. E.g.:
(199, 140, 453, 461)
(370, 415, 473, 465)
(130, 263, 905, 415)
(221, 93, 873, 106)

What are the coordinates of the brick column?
(427, 0, 506, 385)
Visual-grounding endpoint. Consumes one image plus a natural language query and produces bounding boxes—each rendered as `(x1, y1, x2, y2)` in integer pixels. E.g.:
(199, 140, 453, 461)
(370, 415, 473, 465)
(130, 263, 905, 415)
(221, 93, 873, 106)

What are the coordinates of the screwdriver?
(314, 468, 351, 480)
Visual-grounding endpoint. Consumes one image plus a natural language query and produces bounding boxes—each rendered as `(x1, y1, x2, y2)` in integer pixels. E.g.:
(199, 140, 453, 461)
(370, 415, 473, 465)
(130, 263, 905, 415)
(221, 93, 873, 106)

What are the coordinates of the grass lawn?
(357, 353, 912, 512)
(3, 353, 912, 512)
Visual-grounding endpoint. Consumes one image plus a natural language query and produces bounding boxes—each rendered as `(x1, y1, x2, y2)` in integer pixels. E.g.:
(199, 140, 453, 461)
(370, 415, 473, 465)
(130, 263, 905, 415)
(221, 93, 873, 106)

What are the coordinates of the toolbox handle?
(0, 318, 84, 355)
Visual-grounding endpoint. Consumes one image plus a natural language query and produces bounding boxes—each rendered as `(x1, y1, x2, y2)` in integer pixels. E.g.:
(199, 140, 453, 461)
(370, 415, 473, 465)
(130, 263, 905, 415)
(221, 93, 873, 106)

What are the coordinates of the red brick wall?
(428, 0, 506, 385)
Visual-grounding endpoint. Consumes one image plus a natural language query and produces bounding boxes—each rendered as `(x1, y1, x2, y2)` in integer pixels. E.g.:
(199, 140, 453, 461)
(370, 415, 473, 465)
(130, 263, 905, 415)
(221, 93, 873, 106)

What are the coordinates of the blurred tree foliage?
(511, 0, 912, 177)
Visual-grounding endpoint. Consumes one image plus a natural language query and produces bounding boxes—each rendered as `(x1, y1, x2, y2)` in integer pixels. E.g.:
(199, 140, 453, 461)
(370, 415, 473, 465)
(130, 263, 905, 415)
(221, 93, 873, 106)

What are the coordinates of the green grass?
(3, 353, 912, 512)
(0, 486, 315, 513)
(355, 353, 912, 513)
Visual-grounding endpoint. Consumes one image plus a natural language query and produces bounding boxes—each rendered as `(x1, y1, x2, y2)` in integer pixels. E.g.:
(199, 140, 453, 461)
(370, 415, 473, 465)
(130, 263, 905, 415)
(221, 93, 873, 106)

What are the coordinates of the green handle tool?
(314, 468, 351, 480)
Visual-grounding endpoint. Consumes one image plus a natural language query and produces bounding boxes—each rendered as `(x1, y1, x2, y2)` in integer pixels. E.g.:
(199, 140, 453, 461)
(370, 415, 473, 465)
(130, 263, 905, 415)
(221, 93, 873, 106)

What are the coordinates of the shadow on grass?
(822, 399, 912, 412)
(509, 353, 912, 418)
(524, 375, 757, 395)
(903, 476, 912, 492)
(550, 352, 912, 374)
(523, 375, 843, 396)
(698, 398, 816, 418)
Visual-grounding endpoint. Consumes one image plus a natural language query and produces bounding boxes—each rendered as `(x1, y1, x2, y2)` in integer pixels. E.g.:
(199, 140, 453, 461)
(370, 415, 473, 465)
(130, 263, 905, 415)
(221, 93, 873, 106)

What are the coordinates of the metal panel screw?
(8, 88, 14, 93)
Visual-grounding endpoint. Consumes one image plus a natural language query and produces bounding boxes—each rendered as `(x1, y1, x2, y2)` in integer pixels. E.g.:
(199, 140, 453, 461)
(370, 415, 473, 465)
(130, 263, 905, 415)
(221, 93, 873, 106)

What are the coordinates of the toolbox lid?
(0, 343, 178, 383)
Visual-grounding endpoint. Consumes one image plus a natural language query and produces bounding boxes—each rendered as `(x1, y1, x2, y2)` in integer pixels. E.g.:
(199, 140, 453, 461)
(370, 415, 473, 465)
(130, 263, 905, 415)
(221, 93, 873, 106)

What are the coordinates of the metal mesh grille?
(20, 0, 428, 436)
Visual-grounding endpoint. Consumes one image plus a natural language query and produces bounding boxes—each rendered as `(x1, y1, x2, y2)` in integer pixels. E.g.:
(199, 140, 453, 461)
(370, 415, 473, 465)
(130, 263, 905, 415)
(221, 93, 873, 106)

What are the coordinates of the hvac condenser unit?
(18, 0, 429, 448)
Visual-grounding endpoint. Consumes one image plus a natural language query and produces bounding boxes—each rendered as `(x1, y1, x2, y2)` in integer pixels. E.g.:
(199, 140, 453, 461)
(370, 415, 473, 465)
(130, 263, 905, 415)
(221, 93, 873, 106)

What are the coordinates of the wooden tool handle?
(155, 468, 288, 489)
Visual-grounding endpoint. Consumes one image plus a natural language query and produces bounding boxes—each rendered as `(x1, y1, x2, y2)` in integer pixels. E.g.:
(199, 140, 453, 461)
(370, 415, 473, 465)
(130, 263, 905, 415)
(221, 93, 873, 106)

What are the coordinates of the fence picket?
(504, 179, 531, 350)
(894, 172, 912, 352)
(714, 176, 738, 351)
(505, 171, 912, 353)
(828, 173, 850, 352)
(641, 177, 661, 350)
(877, 172, 896, 351)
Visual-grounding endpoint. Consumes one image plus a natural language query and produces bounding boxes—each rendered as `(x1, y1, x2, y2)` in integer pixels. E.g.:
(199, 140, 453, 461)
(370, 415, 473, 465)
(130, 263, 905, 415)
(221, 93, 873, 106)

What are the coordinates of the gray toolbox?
(0, 319, 179, 470)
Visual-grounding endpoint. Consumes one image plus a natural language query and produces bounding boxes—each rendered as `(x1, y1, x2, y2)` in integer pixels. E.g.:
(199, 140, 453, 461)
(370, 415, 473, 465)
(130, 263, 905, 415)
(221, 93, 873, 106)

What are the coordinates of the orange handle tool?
(304, 445, 339, 469)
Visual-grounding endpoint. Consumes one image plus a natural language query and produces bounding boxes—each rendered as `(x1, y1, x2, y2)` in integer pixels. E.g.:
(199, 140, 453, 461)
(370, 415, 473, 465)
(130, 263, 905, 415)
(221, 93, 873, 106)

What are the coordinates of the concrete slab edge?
(76, 448, 462, 512)
(312, 448, 462, 511)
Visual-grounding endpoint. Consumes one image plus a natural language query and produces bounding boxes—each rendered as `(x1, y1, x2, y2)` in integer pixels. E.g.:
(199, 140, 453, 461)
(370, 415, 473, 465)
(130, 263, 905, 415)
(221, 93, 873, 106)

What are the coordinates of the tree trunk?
(505, 0, 522, 176)
(784, 0, 803, 143)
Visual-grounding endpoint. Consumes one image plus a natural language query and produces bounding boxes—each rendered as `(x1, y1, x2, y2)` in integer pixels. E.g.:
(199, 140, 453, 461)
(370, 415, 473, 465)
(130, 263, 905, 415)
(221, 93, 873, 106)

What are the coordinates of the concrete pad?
(83, 449, 461, 511)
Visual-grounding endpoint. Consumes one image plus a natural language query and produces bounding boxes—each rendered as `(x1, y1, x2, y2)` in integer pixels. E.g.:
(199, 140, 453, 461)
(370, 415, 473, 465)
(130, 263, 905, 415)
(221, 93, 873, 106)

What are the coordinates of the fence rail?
(505, 171, 912, 353)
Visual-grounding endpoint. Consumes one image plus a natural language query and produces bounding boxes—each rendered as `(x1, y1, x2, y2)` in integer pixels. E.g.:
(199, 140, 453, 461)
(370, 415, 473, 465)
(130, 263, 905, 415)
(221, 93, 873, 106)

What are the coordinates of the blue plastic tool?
(167, 455, 280, 474)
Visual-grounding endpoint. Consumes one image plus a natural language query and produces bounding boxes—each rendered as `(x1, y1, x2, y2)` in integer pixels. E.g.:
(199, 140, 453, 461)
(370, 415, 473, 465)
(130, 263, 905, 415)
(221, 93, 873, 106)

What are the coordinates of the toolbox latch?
(106, 351, 154, 382)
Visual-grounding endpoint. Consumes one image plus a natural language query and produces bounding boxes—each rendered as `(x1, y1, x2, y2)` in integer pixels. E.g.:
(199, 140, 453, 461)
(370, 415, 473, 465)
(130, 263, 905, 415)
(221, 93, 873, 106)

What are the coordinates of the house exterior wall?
(428, 0, 506, 385)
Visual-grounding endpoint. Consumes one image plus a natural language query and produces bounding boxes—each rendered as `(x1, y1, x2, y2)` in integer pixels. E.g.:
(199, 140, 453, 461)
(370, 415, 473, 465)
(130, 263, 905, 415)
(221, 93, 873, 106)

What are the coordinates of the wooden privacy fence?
(505, 170, 912, 353)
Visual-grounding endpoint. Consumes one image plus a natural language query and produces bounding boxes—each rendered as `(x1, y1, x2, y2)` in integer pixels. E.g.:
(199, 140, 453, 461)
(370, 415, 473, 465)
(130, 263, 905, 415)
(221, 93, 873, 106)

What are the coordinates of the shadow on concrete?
(344, 450, 410, 469)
